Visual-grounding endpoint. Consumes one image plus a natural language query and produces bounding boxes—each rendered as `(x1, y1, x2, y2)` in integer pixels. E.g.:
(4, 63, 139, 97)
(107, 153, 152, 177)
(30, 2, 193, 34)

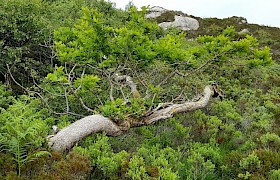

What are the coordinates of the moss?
(155, 11, 176, 23)
(146, 166, 159, 177)
(154, 10, 187, 23)
(0, 153, 17, 177)
(222, 151, 244, 178)
(255, 149, 280, 176)
(17, 151, 91, 180)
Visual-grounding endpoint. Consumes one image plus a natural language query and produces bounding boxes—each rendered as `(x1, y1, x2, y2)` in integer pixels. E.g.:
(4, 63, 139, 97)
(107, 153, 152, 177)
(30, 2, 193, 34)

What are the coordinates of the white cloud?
(110, 0, 280, 27)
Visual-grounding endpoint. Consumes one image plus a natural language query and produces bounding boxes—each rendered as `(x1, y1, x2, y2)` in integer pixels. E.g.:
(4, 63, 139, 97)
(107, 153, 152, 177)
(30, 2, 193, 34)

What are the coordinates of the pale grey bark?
(48, 115, 122, 151)
(48, 85, 214, 152)
(143, 85, 213, 124)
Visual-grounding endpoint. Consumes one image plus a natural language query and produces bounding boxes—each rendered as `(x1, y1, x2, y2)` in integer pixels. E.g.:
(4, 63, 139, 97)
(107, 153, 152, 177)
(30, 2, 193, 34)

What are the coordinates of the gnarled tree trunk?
(48, 115, 122, 151)
(48, 85, 216, 151)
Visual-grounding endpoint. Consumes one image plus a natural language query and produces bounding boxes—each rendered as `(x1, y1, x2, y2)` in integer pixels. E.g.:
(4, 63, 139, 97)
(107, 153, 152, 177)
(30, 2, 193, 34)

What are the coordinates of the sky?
(110, 0, 280, 28)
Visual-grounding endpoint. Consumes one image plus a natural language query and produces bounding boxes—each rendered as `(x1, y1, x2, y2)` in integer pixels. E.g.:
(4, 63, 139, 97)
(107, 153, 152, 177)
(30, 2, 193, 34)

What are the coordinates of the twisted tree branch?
(48, 85, 217, 152)
(48, 115, 122, 151)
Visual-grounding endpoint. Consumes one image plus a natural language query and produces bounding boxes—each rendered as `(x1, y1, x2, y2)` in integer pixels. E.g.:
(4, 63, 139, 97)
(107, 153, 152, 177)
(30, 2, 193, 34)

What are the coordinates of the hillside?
(0, 1, 279, 179)
(148, 6, 280, 60)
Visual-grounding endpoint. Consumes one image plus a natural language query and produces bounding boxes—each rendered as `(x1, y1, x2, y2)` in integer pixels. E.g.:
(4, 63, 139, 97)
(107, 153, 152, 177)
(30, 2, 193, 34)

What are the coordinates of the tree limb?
(7, 64, 85, 117)
(48, 115, 122, 151)
(48, 85, 216, 152)
(66, 66, 95, 113)
(114, 74, 141, 98)
(143, 85, 213, 124)
(175, 56, 217, 77)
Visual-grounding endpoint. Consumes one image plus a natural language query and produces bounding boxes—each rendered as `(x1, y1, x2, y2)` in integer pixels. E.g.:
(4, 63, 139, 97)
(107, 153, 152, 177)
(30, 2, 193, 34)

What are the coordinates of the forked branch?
(114, 74, 141, 98)
(48, 84, 219, 151)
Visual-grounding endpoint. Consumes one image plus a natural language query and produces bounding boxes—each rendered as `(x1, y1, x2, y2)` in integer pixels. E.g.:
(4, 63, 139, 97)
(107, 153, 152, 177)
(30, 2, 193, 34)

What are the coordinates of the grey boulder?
(159, 15, 199, 31)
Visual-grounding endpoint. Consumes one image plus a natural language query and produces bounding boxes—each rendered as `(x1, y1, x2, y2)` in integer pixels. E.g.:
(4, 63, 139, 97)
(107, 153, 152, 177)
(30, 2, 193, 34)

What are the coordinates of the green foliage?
(1, 0, 280, 179)
(197, 27, 272, 70)
(0, 0, 49, 83)
(0, 97, 50, 176)
(0, 83, 13, 109)
(240, 153, 261, 171)
(46, 66, 67, 83)
(238, 171, 252, 179)
(154, 32, 190, 64)
(100, 98, 148, 120)
(269, 169, 280, 180)
(126, 156, 149, 180)
(0, 0, 108, 89)
(54, 7, 111, 64)
(255, 150, 280, 178)
(74, 74, 100, 91)
(181, 142, 221, 180)
(126, 145, 179, 179)
(54, 5, 191, 69)
(15, 151, 92, 180)
(74, 134, 128, 178)
(259, 133, 280, 149)
(248, 46, 273, 67)
(222, 26, 236, 38)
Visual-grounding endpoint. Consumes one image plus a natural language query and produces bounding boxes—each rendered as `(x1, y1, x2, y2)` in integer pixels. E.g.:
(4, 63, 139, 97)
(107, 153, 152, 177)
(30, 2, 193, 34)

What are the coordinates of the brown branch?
(6, 64, 52, 109)
(158, 56, 218, 87)
(175, 56, 217, 77)
(119, 85, 129, 102)
(66, 66, 95, 113)
(63, 87, 70, 113)
(157, 71, 176, 86)
(86, 65, 115, 101)
(109, 78, 115, 101)
(7, 64, 84, 117)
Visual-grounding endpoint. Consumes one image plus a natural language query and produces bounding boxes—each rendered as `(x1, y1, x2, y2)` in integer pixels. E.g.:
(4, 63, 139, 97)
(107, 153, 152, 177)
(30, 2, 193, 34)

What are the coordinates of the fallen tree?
(48, 84, 219, 151)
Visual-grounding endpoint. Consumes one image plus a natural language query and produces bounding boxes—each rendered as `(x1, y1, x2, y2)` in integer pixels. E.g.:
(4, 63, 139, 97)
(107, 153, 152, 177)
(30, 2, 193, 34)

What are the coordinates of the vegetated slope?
(153, 9, 280, 60)
(197, 16, 280, 60)
(0, 1, 279, 179)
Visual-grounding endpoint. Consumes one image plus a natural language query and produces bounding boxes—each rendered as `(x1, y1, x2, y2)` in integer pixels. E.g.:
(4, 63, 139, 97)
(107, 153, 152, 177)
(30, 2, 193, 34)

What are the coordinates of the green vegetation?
(0, 0, 279, 179)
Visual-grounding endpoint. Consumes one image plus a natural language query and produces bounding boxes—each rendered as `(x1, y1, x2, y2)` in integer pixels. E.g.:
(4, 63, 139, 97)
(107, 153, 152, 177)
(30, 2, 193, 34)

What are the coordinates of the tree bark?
(143, 85, 213, 124)
(48, 115, 122, 151)
(48, 85, 214, 151)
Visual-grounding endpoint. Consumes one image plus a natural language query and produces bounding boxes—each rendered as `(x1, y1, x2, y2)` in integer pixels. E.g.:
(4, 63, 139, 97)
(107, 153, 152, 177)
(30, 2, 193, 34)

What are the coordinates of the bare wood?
(175, 56, 216, 77)
(143, 85, 213, 124)
(48, 85, 215, 152)
(48, 115, 122, 151)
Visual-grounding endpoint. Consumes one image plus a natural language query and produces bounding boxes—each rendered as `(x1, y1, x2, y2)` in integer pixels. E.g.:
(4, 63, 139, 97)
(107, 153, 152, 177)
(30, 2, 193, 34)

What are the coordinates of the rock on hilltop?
(145, 6, 280, 60)
(146, 6, 199, 31)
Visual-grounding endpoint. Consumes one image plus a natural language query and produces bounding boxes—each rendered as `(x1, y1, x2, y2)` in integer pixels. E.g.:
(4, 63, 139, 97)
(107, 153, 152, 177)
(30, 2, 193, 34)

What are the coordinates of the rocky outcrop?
(146, 6, 199, 31)
(145, 6, 166, 19)
(159, 15, 199, 31)
(238, 29, 250, 35)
